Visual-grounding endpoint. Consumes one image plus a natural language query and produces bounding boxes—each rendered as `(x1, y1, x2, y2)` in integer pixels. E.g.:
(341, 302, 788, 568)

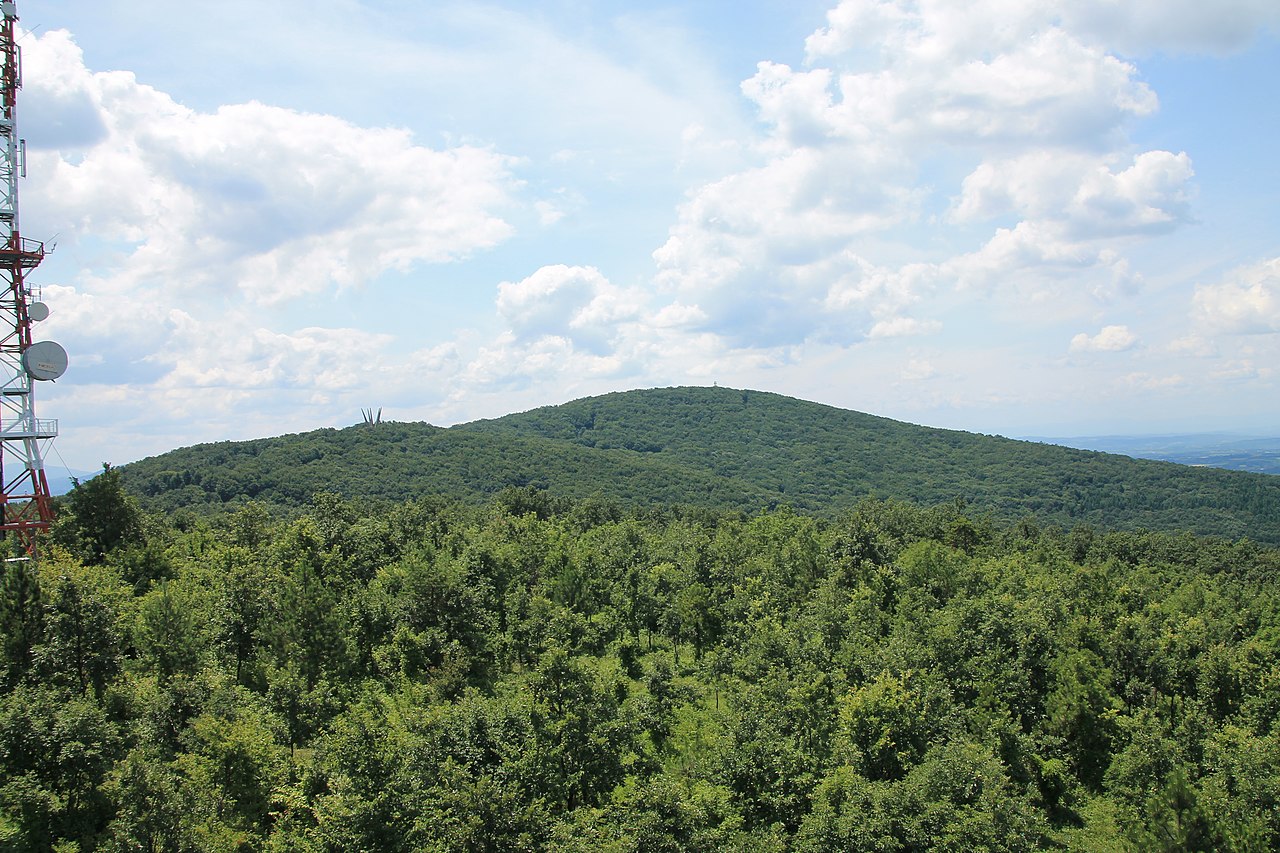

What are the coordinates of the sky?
(13, 0, 1280, 474)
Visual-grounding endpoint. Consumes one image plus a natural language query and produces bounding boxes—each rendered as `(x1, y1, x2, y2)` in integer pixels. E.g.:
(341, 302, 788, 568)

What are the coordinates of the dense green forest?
(118, 387, 1280, 544)
(3, 467, 1280, 851)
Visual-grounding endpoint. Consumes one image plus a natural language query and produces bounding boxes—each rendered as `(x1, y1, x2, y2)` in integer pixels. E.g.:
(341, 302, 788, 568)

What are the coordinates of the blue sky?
(16, 0, 1280, 472)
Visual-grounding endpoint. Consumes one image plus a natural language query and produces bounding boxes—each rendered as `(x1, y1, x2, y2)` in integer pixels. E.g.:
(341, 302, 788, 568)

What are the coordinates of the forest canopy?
(118, 388, 1280, 544)
(3, 467, 1280, 851)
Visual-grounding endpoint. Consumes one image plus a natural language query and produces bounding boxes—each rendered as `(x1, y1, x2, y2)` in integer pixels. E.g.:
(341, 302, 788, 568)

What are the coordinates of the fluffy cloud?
(1121, 372, 1185, 390)
(869, 316, 942, 339)
(938, 148, 1195, 303)
(952, 151, 1195, 239)
(1193, 258, 1280, 334)
(24, 29, 520, 305)
(652, 149, 918, 347)
(1070, 325, 1139, 353)
(647, 0, 1200, 357)
(803, 1, 1159, 147)
(496, 265, 641, 355)
(152, 313, 387, 392)
(808, 0, 1280, 61)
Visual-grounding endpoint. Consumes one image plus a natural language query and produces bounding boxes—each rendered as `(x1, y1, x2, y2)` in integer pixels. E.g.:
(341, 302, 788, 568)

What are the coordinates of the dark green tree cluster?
(117, 387, 1280, 543)
(3, 478, 1280, 850)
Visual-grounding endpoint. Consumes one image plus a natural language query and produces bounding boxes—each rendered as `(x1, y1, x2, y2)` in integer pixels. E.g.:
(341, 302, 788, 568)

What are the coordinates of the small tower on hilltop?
(0, 0, 67, 555)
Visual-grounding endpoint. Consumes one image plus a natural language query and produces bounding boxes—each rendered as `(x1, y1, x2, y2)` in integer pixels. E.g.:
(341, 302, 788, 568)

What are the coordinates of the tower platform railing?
(0, 236, 43, 268)
(1, 416, 56, 437)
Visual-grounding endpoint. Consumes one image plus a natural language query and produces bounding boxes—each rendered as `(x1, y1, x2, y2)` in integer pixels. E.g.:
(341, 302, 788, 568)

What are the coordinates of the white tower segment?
(0, 0, 64, 554)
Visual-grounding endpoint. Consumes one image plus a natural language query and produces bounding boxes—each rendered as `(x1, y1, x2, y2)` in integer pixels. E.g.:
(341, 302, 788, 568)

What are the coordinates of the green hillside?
(11, 408, 1280, 850)
(118, 386, 1280, 542)
(118, 422, 775, 512)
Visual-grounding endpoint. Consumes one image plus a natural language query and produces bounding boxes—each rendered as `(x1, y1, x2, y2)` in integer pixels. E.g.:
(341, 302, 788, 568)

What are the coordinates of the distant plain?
(1028, 434, 1280, 476)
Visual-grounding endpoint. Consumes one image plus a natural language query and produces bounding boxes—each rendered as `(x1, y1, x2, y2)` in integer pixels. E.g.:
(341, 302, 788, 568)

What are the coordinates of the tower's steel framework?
(0, 0, 59, 555)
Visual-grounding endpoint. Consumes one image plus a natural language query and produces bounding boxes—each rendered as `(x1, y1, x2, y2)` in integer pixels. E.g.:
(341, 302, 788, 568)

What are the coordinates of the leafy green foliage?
(53, 464, 146, 565)
(5, 476, 1280, 849)
(117, 387, 1280, 542)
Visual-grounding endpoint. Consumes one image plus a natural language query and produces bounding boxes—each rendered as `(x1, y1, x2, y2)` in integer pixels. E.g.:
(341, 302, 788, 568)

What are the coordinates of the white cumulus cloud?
(953, 150, 1195, 239)
(1193, 258, 1280, 334)
(24, 29, 521, 306)
(647, 0, 1201, 359)
(1070, 325, 1139, 353)
(497, 265, 641, 356)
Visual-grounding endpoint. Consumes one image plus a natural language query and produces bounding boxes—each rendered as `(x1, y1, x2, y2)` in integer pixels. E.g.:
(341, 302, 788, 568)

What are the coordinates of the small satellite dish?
(22, 341, 67, 381)
(27, 301, 48, 322)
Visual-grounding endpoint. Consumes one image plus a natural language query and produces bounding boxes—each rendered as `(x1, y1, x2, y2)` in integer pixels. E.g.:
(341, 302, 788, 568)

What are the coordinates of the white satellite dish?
(27, 301, 48, 322)
(22, 341, 67, 381)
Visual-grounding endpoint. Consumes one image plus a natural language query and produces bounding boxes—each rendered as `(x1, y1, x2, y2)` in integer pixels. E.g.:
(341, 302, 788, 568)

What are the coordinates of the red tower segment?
(0, 1, 66, 555)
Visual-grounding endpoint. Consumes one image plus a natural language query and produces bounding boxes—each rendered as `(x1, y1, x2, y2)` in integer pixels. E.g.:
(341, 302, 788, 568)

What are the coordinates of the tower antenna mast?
(0, 0, 67, 555)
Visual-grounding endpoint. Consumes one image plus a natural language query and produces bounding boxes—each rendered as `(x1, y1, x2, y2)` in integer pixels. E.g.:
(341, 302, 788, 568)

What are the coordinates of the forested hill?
(118, 386, 1280, 542)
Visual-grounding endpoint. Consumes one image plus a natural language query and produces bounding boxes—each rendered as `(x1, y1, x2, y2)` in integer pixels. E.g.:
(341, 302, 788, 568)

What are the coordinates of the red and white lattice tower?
(0, 0, 67, 555)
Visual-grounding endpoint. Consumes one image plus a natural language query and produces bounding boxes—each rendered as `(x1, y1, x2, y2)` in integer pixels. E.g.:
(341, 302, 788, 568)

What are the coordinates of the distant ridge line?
(116, 386, 1280, 544)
